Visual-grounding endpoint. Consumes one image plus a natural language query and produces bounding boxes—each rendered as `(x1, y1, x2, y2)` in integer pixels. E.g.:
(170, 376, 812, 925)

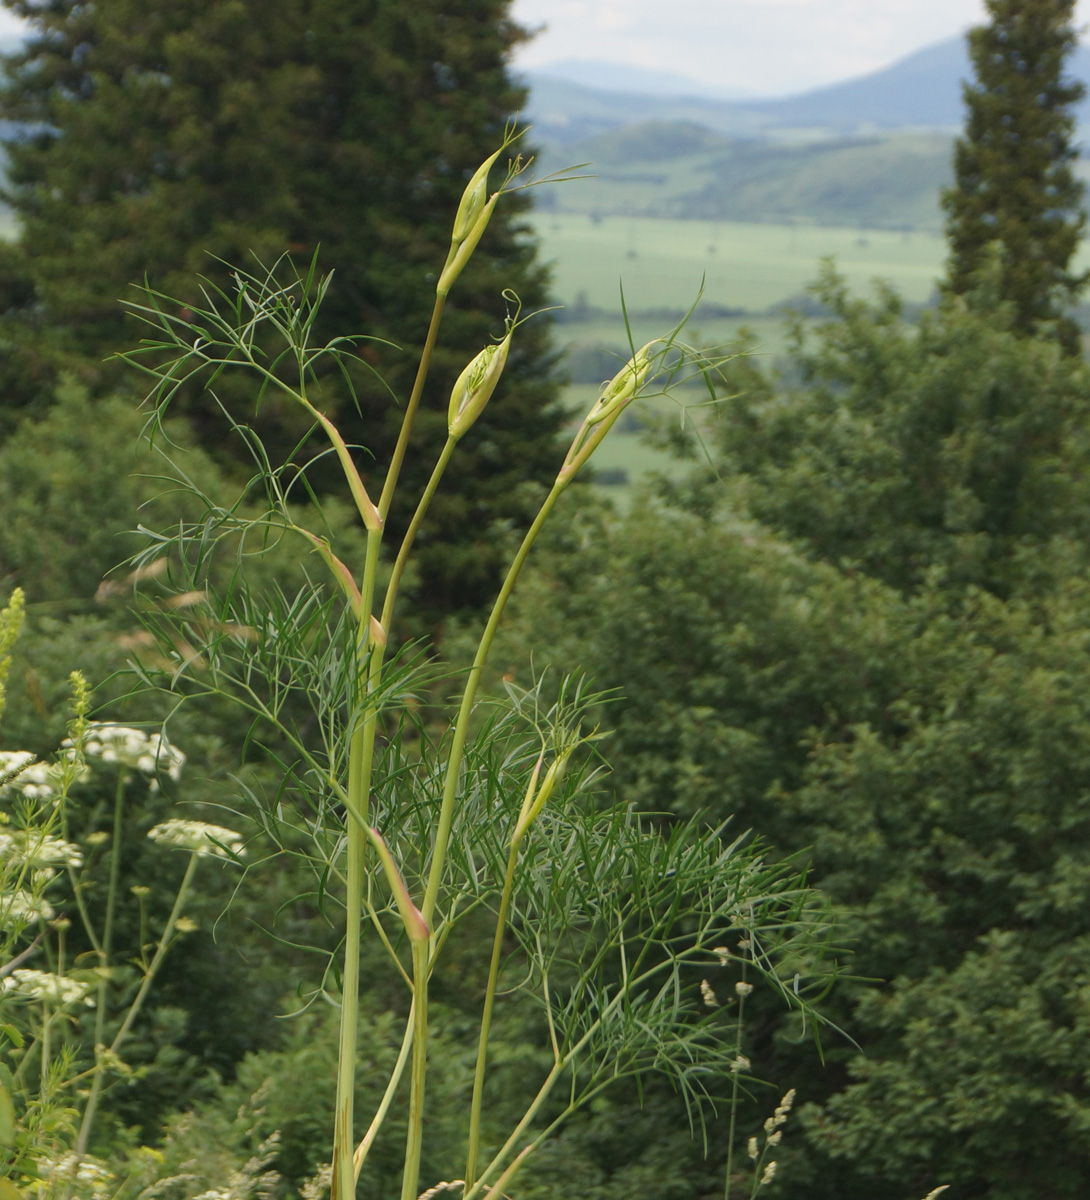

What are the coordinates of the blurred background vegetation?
(3, 1, 1090, 1198)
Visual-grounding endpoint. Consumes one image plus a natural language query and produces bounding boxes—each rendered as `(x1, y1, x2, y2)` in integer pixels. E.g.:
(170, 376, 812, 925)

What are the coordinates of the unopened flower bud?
(438, 148, 505, 297)
(585, 342, 658, 427)
(558, 341, 661, 482)
(512, 749, 572, 845)
(448, 333, 512, 438)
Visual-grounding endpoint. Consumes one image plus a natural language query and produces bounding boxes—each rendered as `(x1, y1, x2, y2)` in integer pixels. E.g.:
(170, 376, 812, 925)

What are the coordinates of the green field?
(531, 212, 948, 312)
(538, 213, 944, 504)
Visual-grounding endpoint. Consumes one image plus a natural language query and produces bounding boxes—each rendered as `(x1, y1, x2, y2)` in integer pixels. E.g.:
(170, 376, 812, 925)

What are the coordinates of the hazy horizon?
(511, 0, 1090, 97)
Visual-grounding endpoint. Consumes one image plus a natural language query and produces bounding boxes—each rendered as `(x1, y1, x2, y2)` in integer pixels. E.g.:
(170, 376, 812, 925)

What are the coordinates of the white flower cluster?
(1, 968, 94, 1006)
(147, 819, 245, 860)
(74, 724, 186, 784)
(0, 889, 55, 929)
(1, 748, 90, 802)
(0, 830, 83, 869)
(0, 750, 61, 801)
(34, 1154, 113, 1200)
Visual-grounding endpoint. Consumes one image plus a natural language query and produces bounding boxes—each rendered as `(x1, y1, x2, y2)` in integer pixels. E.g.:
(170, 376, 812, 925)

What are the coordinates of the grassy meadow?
(531, 212, 949, 499)
(530, 211, 948, 312)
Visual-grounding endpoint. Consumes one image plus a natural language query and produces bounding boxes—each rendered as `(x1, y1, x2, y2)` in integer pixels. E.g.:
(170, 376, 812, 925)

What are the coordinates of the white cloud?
(512, 0, 1089, 95)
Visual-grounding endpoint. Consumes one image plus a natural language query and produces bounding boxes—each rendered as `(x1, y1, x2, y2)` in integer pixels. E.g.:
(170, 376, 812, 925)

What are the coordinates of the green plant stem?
(462, 1060, 564, 1200)
(108, 850, 198, 1055)
(464, 958, 676, 1200)
(333, 529, 384, 1200)
(480, 1144, 532, 1200)
(725, 978, 748, 1200)
(379, 295, 446, 521)
(400, 940, 431, 1200)
(464, 838, 521, 1189)
(73, 770, 127, 1158)
(422, 477, 569, 925)
(380, 436, 457, 631)
(353, 1004, 415, 1181)
(332, 292, 446, 1200)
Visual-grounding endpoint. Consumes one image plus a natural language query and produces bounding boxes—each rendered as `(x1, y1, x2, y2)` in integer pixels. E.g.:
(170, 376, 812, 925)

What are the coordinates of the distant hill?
(523, 74, 772, 145)
(537, 122, 955, 231)
(524, 58, 760, 100)
(526, 35, 1090, 142)
(666, 133, 956, 229)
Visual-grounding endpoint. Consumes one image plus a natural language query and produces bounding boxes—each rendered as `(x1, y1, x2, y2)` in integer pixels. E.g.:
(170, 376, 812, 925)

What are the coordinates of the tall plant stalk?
(118, 130, 832, 1200)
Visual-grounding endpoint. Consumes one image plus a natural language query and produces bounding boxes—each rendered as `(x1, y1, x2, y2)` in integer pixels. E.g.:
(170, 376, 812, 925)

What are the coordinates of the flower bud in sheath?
(437, 147, 504, 297)
(512, 750, 571, 845)
(448, 331, 512, 438)
(586, 342, 657, 426)
(558, 341, 660, 482)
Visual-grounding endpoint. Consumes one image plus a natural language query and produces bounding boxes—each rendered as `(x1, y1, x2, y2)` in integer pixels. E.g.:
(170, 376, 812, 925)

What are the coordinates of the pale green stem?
(399, 940, 431, 1200)
(108, 851, 199, 1055)
(462, 1060, 564, 1200)
(464, 838, 521, 1189)
(725, 976, 748, 1200)
(74, 770, 128, 1157)
(40, 999, 51, 1092)
(353, 1004, 415, 1181)
(480, 1144, 533, 1200)
(464, 962, 670, 1200)
(379, 296, 447, 521)
(380, 436, 457, 632)
(422, 477, 569, 925)
(331, 287, 446, 1197)
(333, 529, 384, 1200)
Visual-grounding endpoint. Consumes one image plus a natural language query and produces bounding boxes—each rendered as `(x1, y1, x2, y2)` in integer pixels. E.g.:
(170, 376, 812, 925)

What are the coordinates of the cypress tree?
(0, 0, 564, 616)
(942, 0, 1087, 351)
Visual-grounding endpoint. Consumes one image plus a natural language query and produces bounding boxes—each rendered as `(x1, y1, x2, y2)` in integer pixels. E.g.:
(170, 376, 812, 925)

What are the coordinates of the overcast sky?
(511, 0, 1090, 96)
(0, 3, 1087, 100)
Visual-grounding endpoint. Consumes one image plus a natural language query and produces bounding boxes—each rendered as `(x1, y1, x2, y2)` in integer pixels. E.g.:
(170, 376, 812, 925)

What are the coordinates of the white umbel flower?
(0, 830, 83, 869)
(0, 751, 60, 800)
(73, 725, 186, 783)
(147, 819, 245, 859)
(37, 1154, 113, 1200)
(2, 968, 94, 1006)
(0, 888, 55, 928)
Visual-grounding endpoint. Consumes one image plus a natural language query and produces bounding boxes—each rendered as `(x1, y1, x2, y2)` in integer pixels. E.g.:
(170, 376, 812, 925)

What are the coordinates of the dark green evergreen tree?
(942, 0, 1087, 350)
(0, 0, 564, 615)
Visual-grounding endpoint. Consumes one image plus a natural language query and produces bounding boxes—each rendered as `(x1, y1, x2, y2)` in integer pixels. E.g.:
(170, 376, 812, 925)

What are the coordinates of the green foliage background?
(4, 1, 1090, 1198)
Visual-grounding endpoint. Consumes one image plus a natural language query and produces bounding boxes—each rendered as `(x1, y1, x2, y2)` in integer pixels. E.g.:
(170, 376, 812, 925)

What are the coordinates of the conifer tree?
(942, 0, 1087, 351)
(0, 0, 563, 615)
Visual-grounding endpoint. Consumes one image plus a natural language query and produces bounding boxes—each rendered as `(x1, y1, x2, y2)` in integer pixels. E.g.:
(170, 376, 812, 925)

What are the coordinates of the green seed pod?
(447, 331, 512, 438)
(437, 147, 505, 297)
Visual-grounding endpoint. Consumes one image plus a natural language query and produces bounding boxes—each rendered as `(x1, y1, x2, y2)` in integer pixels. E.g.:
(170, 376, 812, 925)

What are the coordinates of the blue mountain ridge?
(525, 36, 1090, 144)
